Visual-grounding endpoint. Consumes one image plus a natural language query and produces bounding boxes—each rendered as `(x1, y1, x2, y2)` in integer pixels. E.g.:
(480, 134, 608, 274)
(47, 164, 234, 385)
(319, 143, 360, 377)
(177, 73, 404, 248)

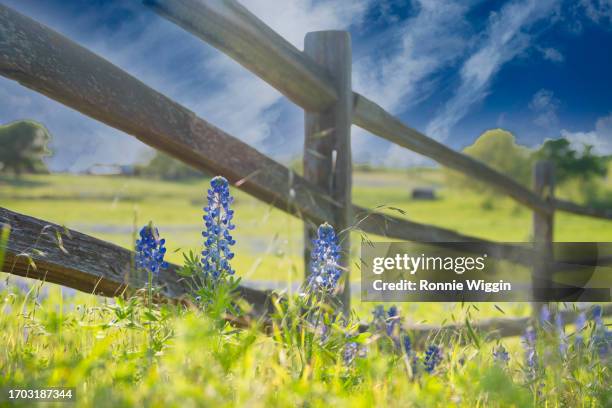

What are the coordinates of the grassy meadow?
(3, 169, 612, 280)
(1, 169, 611, 407)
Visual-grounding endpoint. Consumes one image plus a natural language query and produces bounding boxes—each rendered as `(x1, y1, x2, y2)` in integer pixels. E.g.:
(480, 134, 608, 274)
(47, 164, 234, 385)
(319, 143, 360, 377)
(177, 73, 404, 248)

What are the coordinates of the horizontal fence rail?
(3, 206, 610, 342)
(0, 4, 336, 225)
(554, 198, 612, 221)
(0, 4, 539, 263)
(0, 207, 272, 316)
(145, 0, 611, 221)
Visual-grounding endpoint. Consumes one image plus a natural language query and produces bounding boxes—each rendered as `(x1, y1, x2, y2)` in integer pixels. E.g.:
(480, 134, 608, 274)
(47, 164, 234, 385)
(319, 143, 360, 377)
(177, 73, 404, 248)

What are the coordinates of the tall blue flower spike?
(574, 312, 587, 347)
(493, 345, 510, 364)
(540, 304, 551, 326)
(423, 345, 442, 373)
(402, 334, 412, 356)
(308, 222, 341, 292)
(556, 313, 568, 356)
(135, 223, 168, 275)
(387, 306, 400, 336)
(522, 327, 537, 377)
(343, 342, 358, 366)
(202, 176, 236, 279)
(592, 305, 611, 358)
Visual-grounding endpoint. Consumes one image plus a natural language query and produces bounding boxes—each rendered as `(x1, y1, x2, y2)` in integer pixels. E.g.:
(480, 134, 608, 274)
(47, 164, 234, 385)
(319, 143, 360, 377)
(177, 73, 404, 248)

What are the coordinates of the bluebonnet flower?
(540, 304, 551, 327)
(201, 176, 236, 279)
(591, 305, 610, 358)
(523, 327, 537, 376)
(372, 305, 385, 319)
(423, 345, 442, 373)
(371, 305, 386, 333)
(308, 223, 341, 292)
(387, 305, 400, 336)
(317, 323, 330, 344)
(410, 354, 419, 376)
(343, 342, 359, 366)
(592, 305, 603, 326)
(493, 345, 510, 364)
(574, 312, 587, 347)
(402, 334, 412, 356)
(135, 223, 168, 275)
(556, 313, 568, 356)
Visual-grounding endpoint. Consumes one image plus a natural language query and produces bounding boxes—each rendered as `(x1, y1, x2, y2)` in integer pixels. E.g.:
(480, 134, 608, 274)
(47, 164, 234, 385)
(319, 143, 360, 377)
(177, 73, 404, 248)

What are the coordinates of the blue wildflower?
(201, 176, 236, 279)
(574, 312, 587, 347)
(343, 340, 367, 366)
(343, 342, 358, 366)
(523, 327, 537, 377)
(591, 305, 610, 358)
(540, 304, 551, 327)
(423, 345, 442, 373)
(135, 223, 168, 275)
(402, 334, 412, 356)
(556, 313, 568, 356)
(410, 354, 419, 376)
(493, 345, 510, 364)
(387, 305, 400, 336)
(308, 223, 341, 292)
(372, 305, 386, 320)
(592, 305, 603, 326)
(371, 305, 386, 332)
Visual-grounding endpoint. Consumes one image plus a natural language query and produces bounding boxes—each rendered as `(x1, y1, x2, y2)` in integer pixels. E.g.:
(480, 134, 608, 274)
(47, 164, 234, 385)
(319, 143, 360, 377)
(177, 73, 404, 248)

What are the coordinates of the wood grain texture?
(0, 207, 272, 316)
(303, 31, 353, 310)
(554, 198, 612, 221)
(0, 4, 335, 226)
(532, 161, 554, 317)
(143, 0, 337, 112)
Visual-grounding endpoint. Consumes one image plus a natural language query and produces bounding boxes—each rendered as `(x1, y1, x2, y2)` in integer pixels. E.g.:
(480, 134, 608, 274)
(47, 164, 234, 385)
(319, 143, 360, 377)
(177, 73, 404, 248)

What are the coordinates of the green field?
(2, 170, 611, 320)
(1, 171, 611, 406)
(2, 171, 611, 283)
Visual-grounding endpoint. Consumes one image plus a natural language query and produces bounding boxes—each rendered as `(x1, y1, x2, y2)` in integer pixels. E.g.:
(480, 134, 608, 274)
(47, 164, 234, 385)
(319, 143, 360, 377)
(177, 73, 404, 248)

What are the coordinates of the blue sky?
(1, 0, 611, 171)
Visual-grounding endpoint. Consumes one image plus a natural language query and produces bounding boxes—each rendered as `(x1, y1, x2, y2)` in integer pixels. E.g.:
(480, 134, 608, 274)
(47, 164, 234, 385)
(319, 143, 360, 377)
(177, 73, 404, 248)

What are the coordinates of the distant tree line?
(0, 120, 52, 176)
(448, 128, 610, 206)
(134, 151, 209, 180)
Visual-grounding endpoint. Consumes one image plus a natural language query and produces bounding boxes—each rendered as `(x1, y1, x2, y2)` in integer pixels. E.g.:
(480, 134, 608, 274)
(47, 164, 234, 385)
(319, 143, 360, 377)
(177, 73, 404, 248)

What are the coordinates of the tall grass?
(0, 280, 609, 407)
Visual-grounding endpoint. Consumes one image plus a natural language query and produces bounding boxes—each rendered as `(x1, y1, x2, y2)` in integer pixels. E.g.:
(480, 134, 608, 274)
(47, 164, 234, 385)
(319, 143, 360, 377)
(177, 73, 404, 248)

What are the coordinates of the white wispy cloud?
(0, 0, 371, 171)
(580, 0, 612, 25)
(424, 0, 559, 141)
(561, 112, 612, 155)
(529, 89, 560, 129)
(539, 46, 564, 62)
(354, 0, 471, 114)
(352, 0, 474, 166)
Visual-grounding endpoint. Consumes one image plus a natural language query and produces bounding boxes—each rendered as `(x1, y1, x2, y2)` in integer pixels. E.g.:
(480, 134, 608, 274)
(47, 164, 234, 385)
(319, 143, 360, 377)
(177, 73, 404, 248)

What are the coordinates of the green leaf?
(465, 317, 480, 349)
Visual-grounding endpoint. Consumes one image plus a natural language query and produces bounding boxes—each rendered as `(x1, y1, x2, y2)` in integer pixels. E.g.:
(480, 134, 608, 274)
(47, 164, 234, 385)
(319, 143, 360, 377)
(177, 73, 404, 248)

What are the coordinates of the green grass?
(1, 171, 611, 406)
(0, 279, 609, 407)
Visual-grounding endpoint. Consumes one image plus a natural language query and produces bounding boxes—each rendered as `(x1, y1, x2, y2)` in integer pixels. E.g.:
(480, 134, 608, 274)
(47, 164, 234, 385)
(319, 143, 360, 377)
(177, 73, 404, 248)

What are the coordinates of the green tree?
(534, 138, 607, 183)
(135, 151, 207, 180)
(0, 120, 52, 175)
(447, 129, 533, 191)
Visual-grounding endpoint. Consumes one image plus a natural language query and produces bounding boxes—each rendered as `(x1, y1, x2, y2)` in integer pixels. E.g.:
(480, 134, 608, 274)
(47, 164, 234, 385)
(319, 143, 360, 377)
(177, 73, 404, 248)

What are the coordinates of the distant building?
(411, 187, 436, 200)
(83, 164, 135, 176)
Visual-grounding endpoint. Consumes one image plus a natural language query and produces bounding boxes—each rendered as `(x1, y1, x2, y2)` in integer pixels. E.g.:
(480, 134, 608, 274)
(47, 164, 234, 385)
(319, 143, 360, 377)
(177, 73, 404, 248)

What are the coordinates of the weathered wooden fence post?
(532, 160, 555, 321)
(303, 31, 353, 312)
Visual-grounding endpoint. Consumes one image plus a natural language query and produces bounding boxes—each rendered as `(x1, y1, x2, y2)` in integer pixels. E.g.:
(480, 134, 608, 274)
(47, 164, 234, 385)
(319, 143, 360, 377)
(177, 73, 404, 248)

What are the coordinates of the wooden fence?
(0, 1, 610, 332)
